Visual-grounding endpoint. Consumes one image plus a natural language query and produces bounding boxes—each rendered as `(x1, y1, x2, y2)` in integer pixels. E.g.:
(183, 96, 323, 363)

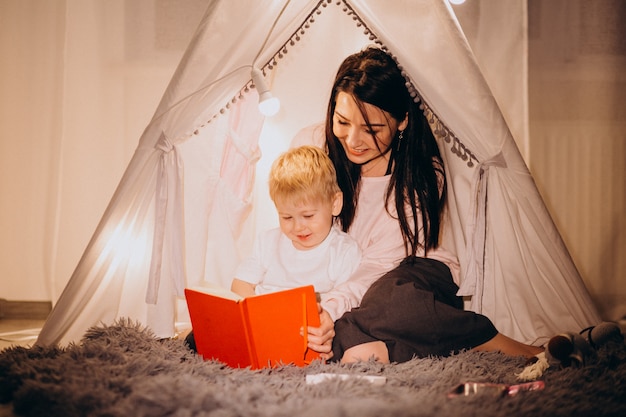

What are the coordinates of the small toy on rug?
(517, 321, 623, 381)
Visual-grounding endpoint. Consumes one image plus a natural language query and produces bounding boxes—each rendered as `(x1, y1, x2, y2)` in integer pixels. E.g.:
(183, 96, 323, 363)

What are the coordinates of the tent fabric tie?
(457, 150, 507, 312)
(146, 131, 186, 304)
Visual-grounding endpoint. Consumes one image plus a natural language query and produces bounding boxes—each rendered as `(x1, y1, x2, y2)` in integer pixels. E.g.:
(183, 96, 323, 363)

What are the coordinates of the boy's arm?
(231, 278, 257, 298)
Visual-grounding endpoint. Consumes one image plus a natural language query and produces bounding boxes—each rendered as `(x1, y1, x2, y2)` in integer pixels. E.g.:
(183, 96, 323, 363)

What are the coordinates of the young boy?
(231, 145, 361, 298)
(185, 146, 361, 352)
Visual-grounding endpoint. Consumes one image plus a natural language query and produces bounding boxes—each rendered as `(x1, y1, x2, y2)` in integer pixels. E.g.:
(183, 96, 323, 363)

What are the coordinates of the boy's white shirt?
(234, 226, 362, 297)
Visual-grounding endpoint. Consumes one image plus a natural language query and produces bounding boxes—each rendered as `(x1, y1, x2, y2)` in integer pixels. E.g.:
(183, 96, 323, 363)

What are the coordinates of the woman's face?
(332, 91, 406, 177)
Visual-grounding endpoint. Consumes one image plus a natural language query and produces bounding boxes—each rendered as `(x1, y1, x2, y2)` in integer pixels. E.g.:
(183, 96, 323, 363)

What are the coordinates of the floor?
(0, 318, 46, 351)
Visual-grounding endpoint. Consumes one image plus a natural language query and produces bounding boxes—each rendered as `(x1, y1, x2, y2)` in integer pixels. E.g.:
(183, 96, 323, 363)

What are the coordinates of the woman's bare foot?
(340, 341, 390, 364)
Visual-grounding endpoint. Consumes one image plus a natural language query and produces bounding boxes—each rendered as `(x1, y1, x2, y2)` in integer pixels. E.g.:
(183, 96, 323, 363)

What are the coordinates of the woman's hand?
(307, 304, 335, 360)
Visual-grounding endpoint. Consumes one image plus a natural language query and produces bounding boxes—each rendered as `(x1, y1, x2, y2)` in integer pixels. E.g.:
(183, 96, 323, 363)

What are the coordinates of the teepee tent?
(37, 0, 600, 347)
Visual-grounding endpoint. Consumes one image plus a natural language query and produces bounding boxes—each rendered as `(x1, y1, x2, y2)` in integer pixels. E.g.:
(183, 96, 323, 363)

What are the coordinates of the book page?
(187, 283, 242, 301)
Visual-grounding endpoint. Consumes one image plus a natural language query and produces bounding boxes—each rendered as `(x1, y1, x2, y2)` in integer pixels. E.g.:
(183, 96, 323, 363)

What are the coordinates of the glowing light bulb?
(258, 93, 281, 116)
(251, 67, 280, 116)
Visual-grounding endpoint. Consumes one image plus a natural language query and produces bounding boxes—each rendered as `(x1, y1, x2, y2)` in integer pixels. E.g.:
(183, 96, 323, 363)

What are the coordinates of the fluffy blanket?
(1, 319, 624, 417)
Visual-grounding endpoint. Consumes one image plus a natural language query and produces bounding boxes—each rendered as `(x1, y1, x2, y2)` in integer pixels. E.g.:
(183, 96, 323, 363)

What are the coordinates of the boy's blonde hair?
(269, 145, 340, 205)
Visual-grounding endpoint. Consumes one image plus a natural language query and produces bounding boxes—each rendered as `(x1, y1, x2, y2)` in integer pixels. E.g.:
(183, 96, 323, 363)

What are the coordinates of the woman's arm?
(320, 215, 406, 321)
(309, 238, 402, 358)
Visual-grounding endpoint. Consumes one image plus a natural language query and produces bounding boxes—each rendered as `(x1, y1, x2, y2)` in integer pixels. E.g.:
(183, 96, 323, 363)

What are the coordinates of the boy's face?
(274, 192, 342, 250)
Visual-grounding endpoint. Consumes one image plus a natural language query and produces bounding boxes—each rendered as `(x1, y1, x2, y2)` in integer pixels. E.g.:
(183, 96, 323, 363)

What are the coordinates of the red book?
(184, 285, 321, 369)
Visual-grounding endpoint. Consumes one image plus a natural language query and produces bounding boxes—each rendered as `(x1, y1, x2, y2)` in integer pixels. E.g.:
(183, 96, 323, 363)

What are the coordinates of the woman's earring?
(397, 130, 404, 150)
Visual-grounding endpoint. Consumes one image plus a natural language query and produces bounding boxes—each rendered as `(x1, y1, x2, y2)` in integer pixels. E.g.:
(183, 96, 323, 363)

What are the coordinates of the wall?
(0, 0, 206, 302)
(0, 1, 66, 301)
(528, 0, 626, 320)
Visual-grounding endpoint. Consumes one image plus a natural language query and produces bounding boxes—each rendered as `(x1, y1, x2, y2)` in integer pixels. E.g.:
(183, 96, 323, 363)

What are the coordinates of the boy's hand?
(306, 303, 335, 360)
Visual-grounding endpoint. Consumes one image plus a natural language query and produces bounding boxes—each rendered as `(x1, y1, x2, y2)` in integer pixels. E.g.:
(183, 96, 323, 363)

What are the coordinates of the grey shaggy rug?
(1, 319, 624, 417)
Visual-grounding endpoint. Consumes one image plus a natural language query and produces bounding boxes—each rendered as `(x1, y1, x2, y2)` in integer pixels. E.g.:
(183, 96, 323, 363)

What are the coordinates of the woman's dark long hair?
(324, 47, 446, 255)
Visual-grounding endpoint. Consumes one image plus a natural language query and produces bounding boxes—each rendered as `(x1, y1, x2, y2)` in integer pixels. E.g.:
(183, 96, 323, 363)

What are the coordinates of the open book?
(184, 285, 321, 369)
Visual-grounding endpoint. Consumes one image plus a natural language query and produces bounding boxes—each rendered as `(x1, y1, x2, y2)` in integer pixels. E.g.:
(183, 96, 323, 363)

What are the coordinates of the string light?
(251, 67, 280, 116)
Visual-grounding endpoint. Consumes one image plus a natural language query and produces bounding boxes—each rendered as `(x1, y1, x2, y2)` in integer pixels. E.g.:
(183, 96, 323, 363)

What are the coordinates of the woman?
(301, 46, 543, 363)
